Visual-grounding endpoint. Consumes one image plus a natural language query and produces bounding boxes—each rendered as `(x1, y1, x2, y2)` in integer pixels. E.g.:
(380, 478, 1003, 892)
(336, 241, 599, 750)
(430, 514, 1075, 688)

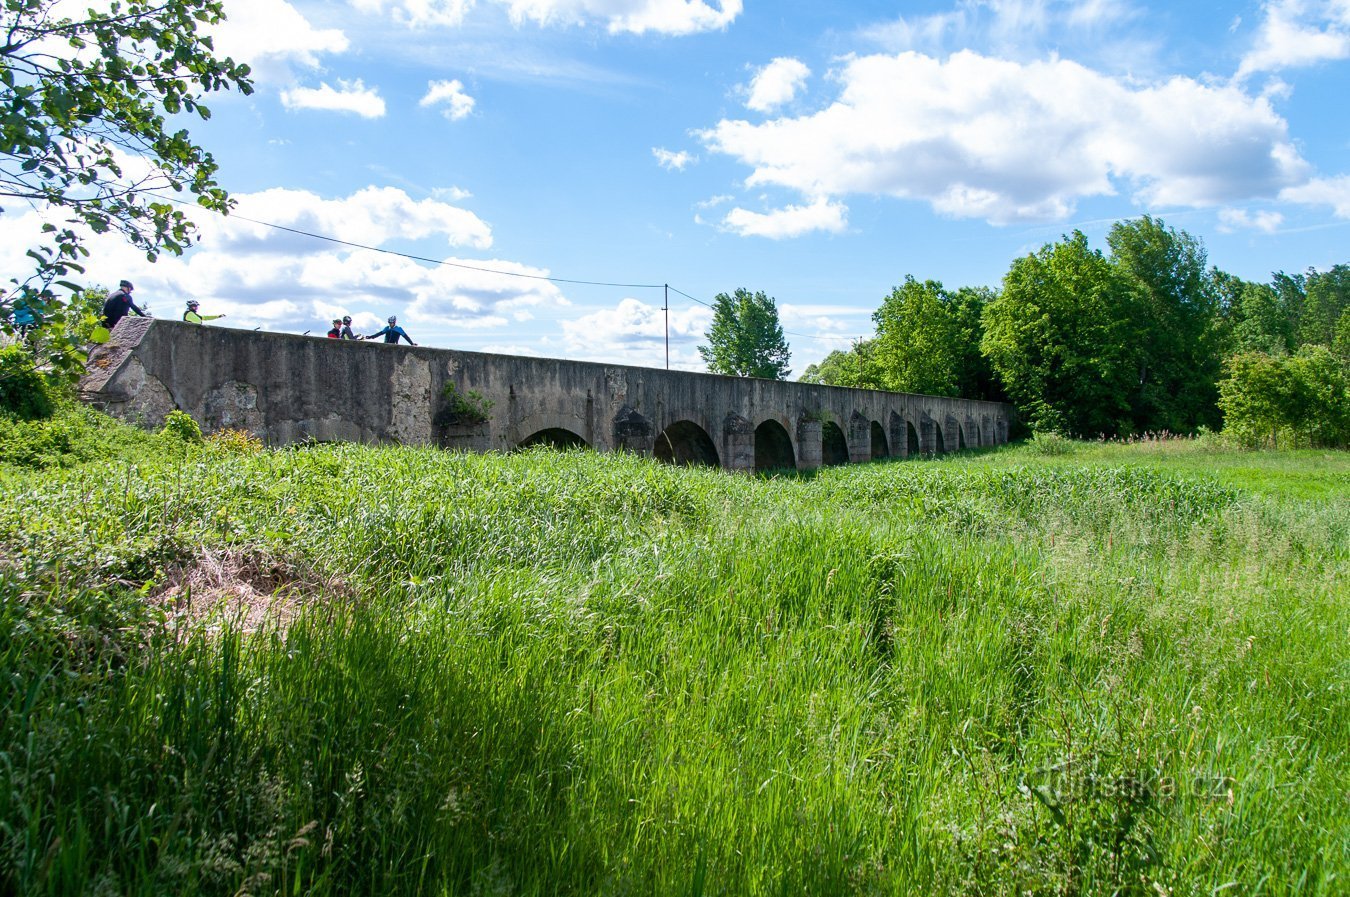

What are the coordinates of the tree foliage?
(1219, 348, 1350, 448)
(698, 288, 791, 379)
(0, 0, 252, 375)
(982, 231, 1141, 436)
(1107, 216, 1223, 432)
(870, 277, 963, 396)
(799, 338, 883, 389)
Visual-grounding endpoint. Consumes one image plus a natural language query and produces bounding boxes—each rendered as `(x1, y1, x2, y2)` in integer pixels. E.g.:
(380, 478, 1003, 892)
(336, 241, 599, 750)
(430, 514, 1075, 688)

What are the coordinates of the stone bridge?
(82, 318, 1013, 472)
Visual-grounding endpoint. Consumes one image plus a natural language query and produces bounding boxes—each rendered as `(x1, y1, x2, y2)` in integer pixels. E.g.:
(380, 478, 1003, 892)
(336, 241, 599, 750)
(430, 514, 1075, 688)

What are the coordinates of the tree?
(948, 285, 1001, 401)
(982, 231, 1142, 436)
(871, 276, 963, 396)
(698, 288, 791, 379)
(1220, 274, 1293, 356)
(1298, 265, 1350, 350)
(799, 338, 883, 388)
(1, 0, 252, 375)
(1106, 216, 1223, 432)
(1218, 347, 1350, 448)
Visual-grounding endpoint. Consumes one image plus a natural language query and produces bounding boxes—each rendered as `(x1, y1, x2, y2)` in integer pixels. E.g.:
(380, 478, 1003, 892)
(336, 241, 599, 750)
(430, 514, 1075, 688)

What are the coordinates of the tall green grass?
(1, 416, 1346, 894)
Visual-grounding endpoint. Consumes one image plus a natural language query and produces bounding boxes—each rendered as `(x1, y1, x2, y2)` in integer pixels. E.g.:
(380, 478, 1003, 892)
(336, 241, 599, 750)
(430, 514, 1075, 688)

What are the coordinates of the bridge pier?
(796, 418, 822, 471)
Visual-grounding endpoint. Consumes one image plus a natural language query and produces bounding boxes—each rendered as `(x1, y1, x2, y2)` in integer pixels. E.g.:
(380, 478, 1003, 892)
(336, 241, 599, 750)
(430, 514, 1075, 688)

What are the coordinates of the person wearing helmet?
(101, 279, 147, 331)
(182, 299, 225, 325)
(367, 315, 416, 345)
(327, 319, 343, 338)
(339, 315, 361, 340)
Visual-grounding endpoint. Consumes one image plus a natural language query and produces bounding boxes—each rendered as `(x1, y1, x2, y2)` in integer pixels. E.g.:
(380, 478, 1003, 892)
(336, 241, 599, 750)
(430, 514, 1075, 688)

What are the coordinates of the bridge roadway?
(82, 318, 1013, 472)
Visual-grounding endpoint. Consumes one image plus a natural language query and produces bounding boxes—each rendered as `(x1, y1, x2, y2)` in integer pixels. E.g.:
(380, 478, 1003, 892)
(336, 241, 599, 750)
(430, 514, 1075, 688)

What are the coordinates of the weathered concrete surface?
(82, 319, 1014, 471)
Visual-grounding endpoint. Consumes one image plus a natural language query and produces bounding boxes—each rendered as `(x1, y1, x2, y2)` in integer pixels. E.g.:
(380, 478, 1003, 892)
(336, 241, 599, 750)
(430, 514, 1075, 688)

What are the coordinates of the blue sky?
(7, 0, 1350, 373)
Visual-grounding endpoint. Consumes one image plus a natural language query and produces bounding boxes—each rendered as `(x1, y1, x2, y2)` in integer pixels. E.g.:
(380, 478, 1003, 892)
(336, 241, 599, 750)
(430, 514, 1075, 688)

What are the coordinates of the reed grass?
(0, 414, 1346, 894)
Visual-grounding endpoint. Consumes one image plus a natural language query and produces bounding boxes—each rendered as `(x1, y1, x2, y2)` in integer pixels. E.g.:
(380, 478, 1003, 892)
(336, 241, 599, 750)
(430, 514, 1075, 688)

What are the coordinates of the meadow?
(0, 407, 1346, 895)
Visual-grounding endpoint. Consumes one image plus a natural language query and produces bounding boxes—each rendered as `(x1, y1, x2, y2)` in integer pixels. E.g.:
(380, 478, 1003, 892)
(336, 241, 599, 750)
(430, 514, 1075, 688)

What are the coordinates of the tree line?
(798, 217, 1349, 447)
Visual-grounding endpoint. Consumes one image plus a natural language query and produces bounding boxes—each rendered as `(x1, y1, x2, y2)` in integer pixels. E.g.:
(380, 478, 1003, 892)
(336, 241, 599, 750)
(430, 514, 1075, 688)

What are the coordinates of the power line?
(156, 192, 868, 345)
(669, 285, 869, 344)
(150, 192, 665, 290)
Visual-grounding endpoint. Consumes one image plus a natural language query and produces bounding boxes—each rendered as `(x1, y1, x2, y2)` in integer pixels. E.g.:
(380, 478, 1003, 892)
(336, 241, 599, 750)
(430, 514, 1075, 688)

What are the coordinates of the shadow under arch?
(933, 421, 945, 454)
(907, 420, 920, 456)
(870, 420, 888, 459)
(821, 419, 849, 466)
(654, 420, 720, 467)
(518, 428, 589, 450)
(755, 419, 796, 473)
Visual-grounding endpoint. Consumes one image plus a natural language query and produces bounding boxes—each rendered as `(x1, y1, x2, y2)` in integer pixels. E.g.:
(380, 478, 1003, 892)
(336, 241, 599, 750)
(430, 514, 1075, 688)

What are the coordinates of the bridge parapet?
(82, 319, 1014, 471)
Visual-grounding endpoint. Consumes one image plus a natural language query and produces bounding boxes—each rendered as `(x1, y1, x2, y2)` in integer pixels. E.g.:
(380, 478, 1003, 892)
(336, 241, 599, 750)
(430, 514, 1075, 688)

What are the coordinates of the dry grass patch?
(150, 547, 352, 636)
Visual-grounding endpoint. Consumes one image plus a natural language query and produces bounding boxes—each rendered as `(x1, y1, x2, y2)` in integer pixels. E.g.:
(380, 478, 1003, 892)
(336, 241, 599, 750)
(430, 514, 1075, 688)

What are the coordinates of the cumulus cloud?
(212, 0, 350, 81)
(421, 79, 476, 120)
(500, 0, 741, 35)
(351, 0, 740, 34)
(653, 147, 695, 171)
(0, 185, 573, 342)
(1217, 207, 1285, 232)
(700, 50, 1310, 225)
(1280, 175, 1350, 217)
(224, 186, 493, 250)
(862, 0, 1137, 56)
(280, 80, 386, 117)
(349, 0, 475, 27)
(719, 198, 848, 239)
(1237, 0, 1350, 79)
(560, 297, 710, 369)
(745, 57, 810, 113)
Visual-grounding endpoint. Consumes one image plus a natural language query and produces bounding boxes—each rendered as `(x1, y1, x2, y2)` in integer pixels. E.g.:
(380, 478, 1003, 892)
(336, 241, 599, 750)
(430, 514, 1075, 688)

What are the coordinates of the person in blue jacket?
(368, 315, 416, 345)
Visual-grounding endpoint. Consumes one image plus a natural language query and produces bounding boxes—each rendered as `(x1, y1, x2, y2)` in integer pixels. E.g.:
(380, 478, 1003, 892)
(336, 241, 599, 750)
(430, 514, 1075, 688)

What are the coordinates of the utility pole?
(664, 283, 670, 370)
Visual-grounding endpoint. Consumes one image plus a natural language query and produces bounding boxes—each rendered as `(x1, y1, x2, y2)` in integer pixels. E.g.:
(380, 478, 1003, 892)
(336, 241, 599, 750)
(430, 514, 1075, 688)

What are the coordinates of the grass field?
(1, 407, 1346, 895)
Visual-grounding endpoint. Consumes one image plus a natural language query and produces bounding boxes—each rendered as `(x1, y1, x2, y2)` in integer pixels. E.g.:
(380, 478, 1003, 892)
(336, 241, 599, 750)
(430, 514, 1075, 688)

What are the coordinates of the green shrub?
(435, 381, 494, 428)
(1026, 430, 1074, 455)
(207, 427, 264, 454)
(159, 409, 203, 444)
(0, 344, 56, 420)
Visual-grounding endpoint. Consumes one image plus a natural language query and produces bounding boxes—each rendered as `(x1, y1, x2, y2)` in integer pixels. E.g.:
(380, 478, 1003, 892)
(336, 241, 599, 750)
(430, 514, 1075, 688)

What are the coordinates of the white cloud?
(560, 297, 710, 369)
(862, 0, 1137, 56)
(700, 50, 1310, 225)
(0, 185, 567, 341)
(224, 186, 493, 250)
(1280, 175, 1350, 216)
(502, 0, 741, 34)
(1237, 0, 1350, 79)
(745, 57, 811, 113)
(350, 0, 475, 27)
(719, 198, 848, 239)
(432, 186, 474, 201)
(1217, 207, 1285, 232)
(653, 147, 695, 171)
(353, 0, 740, 34)
(420, 79, 476, 120)
(280, 80, 386, 117)
(213, 0, 350, 82)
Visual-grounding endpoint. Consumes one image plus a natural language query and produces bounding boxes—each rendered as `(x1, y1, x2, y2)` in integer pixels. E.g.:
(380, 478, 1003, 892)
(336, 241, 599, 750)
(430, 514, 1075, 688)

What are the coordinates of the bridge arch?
(512, 411, 591, 451)
(519, 427, 589, 450)
(821, 418, 849, 466)
(654, 419, 720, 467)
(870, 420, 889, 459)
(754, 419, 796, 473)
